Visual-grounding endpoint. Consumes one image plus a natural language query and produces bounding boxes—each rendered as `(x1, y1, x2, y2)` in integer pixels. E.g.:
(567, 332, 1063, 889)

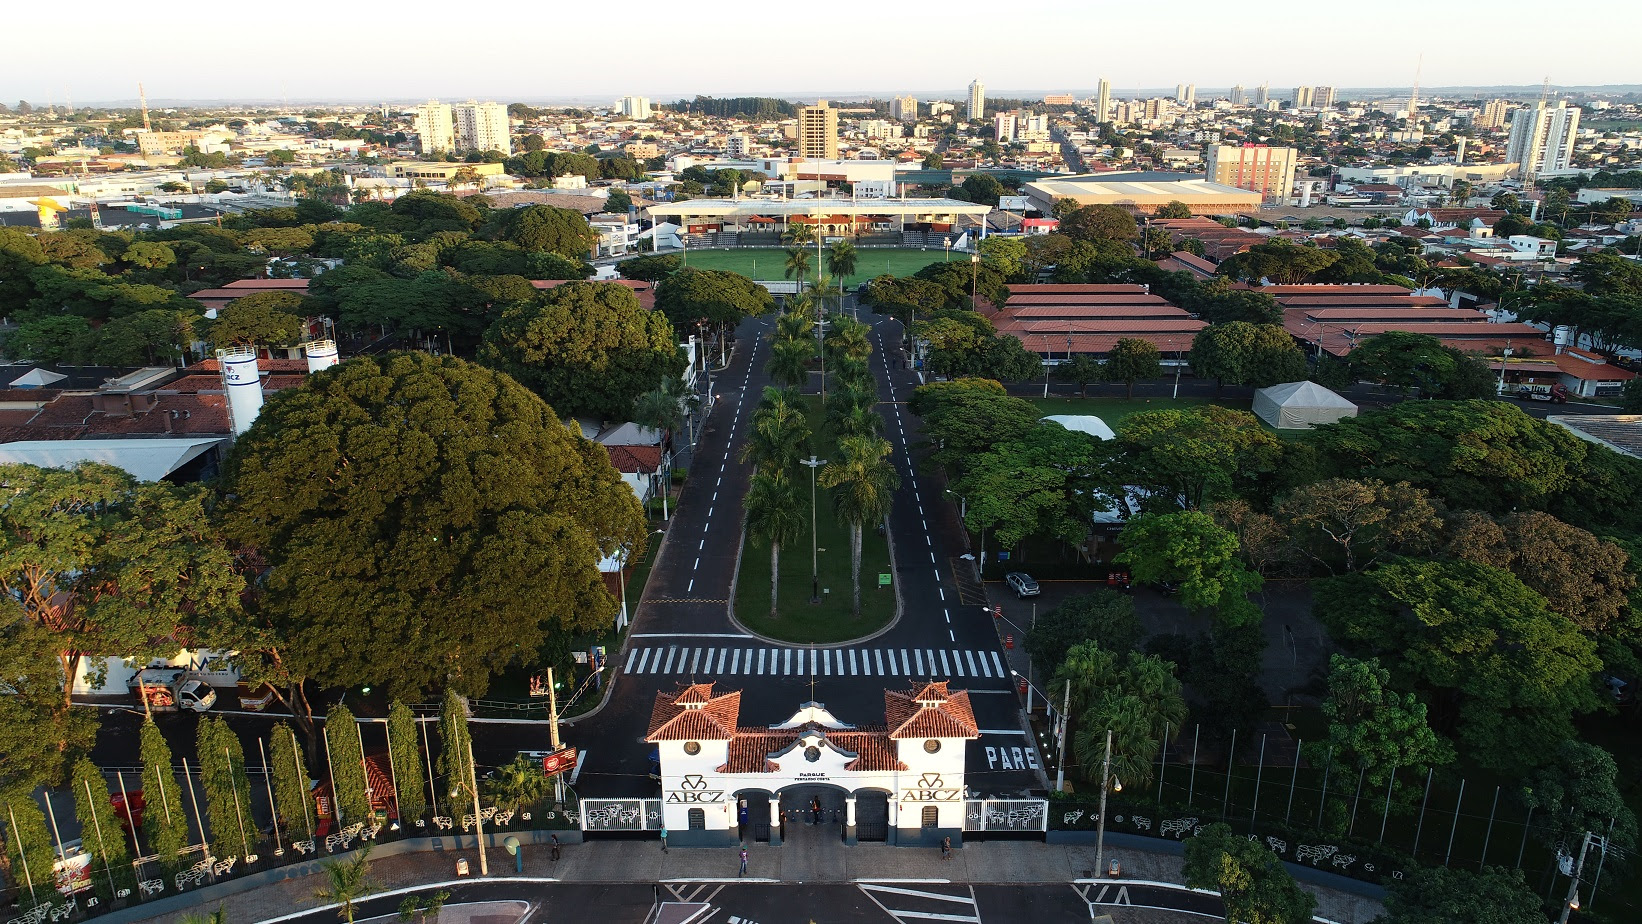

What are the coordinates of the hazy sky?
(7, 0, 1636, 104)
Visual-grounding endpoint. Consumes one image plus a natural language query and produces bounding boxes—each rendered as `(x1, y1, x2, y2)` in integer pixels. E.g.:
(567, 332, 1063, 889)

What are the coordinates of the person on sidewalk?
(660, 826, 668, 852)
(739, 847, 748, 877)
(811, 796, 822, 825)
(550, 834, 561, 862)
(941, 836, 952, 860)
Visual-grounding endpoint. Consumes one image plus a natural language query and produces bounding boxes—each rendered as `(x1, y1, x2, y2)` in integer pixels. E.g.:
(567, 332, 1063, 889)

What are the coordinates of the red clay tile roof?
(885, 684, 979, 740)
(1005, 294, 1169, 306)
(647, 684, 741, 741)
(995, 319, 1206, 335)
(716, 727, 909, 773)
(0, 389, 61, 402)
(188, 358, 312, 373)
(0, 410, 40, 427)
(605, 444, 663, 473)
(1552, 354, 1637, 382)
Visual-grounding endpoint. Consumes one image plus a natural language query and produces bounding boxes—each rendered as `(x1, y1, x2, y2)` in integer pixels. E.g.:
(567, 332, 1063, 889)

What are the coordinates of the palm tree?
(180, 907, 229, 924)
(783, 222, 817, 247)
(827, 240, 858, 311)
(767, 338, 812, 390)
(745, 470, 806, 617)
(818, 435, 901, 617)
(783, 248, 812, 294)
(833, 404, 884, 441)
(775, 308, 815, 344)
(483, 754, 554, 812)
(314, 843, 378, 924)
(824, 318, 872, 367)
(740, 386, 810, 471)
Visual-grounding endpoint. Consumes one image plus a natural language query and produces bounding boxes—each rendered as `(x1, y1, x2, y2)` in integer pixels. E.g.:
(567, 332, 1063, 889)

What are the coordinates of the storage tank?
(1553, 325, 1572, 354)
(218, 347, 264, 436)
(304, 339, 339, 373)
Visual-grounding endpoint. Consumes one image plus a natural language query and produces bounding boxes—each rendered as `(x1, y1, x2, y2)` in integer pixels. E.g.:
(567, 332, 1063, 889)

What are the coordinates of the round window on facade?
(924, 739, 942, 754)
(805, 746, 821, 762)
(684, 741, 701, 756)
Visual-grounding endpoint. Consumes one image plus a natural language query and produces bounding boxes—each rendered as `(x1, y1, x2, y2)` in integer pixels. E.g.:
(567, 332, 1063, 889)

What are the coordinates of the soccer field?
(677, 247, 955, 285)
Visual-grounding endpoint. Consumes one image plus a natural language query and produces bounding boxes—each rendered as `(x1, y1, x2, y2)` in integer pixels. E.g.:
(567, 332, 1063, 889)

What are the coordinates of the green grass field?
(734, 396, 896, 642)
(680, 247, 954, 286)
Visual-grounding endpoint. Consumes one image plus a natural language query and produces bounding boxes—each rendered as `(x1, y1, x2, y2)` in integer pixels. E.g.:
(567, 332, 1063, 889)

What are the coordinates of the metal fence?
(964, 798, 1049, 833)
(577, 798, 663, 833)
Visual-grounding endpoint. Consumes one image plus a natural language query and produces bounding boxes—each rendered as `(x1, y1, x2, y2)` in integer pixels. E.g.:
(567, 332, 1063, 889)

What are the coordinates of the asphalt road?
(258, 879, 1221, 924)
(571, 304, 1044, 800)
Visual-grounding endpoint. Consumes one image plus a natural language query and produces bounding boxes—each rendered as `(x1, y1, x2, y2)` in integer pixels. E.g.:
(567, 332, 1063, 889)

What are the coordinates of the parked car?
(1004, 572, 1040, 598)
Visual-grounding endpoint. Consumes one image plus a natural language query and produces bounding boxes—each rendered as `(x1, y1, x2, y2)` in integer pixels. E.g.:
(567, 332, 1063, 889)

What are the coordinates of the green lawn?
(1024, 395, 1252, 429)
(680, 247, 954, 286)
(734, 397, 896, 643)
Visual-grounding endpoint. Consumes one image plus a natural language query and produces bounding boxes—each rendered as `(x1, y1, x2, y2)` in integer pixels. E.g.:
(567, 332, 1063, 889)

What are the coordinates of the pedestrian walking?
(660, 826, 669, 853)
(550, 834, 561, 862)
(811, 796, 822, 825)
(739, 847, 748, 877)
(941, 836, 952, 860)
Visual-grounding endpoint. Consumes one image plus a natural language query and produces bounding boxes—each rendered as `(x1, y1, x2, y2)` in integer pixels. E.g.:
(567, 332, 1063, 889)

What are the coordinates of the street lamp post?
(801, 455, 827, 603)
(1094, 729, 1122, 882)
(1560, 830, 1594, 924)
(970, 253, 979, 307)
(944, 238, 952, 262)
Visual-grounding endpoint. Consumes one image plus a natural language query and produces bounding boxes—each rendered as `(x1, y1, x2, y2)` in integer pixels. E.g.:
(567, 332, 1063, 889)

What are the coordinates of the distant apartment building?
(891, 95, 919, 122)
(725, 132, 749, 158)
(1019, 113, 1049, 141)
(135, 130, 220, 156)
(1095, 78, 1112, 122)
(615, 96, 653, 119)
(1254, 83, 1270, 106)
(1144, 98, 1172, 121)
(1230, 84, 1245, 105)
(1315, 86, 1336, 108)
(414, 100, 455, 154)
(1043, 94, 1075, 106)
(1507, 101, 1580, 179)
(1478, 98, 1510, 130)
(453, 100, 511, 155)
(627, 141, 661, 159)
(928, 101, 955, 118)
(1205, 143, 1296, 202)
(861, 119, 900, 140)
(1175, 83, 1196, 106)
(993, 112, 1017, 143)
(1292, 86, 1314, 108)
(968, 80, 986, 120)
(798, 104, 839, 159)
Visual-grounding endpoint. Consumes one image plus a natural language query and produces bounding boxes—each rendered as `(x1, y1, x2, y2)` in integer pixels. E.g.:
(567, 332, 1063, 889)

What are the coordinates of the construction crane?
(139, 82, 151, 131)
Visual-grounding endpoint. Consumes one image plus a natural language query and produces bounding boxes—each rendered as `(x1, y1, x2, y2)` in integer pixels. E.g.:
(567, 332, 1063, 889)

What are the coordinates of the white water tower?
(1553, 325, 1573, 355)
(218, 347, 264, 436)
(304, 339, 339, 373)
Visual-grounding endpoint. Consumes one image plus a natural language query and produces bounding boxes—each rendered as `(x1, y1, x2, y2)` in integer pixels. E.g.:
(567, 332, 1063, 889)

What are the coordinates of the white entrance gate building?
(646, 681, 980, 847)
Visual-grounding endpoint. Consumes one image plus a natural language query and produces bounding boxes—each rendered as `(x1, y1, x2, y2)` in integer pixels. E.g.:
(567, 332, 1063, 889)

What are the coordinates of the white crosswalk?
(622, 645, 1009, 680)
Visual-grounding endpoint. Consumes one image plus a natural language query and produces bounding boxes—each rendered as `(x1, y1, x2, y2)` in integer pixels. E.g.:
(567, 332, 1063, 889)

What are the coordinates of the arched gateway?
(646, 681, 980, 847)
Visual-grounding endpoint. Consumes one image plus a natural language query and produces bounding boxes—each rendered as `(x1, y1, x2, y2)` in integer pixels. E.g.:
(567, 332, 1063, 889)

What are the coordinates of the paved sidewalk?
(124, 839, 1384, 924)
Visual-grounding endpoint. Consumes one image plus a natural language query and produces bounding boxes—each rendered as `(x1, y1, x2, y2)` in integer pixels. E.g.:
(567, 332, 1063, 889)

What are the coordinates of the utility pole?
(1055, 680, 1071, 793)
(1559, 830, 1593, 924)
(467, 736, 488, 876)
(801, 455, 827, 602)
(1094, 729, 1118, 881)
(547, 667, 564, 803)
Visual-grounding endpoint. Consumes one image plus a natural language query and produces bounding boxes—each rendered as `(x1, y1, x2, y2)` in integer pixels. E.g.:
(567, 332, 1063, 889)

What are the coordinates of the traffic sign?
(878, 573, 891, 587)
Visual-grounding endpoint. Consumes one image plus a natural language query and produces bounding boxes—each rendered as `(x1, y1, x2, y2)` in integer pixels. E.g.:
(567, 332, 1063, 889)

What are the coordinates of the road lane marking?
(965, 651, 979, 676)
(662, 647, 678, 672)
(625, 648, 639, 673)
(989, 651, 1006, 677)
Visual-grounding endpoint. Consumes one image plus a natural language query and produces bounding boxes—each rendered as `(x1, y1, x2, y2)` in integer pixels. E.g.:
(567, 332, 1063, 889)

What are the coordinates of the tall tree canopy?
(479, 281, 685, 420)
(654, 268, 774, 330)
(207, 291, 306, 350)
(1315, 559, 1602, 774)
(216, 353, 646, 702)
(1112, 406, 1282, 511)
(1183, 823, 1316, 924)
(1313, 400, 1588, 514)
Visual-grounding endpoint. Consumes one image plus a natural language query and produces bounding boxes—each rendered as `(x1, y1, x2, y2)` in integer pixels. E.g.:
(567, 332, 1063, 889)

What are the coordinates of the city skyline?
(4, 0, 1638, 103)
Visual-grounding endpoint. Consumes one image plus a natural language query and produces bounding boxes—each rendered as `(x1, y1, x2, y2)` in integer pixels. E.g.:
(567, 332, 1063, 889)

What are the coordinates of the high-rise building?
(1205, 143, 1296, 203)
(1478, 98, 1510, 130)
(1174, 83, 1195, 107)
(413, 100, 454, 154)
(1315, 86, 1336, 108)
(1175, 83, 1187, 102)
(1230, 84, 1245, 105)
(968, 80, 986, 120)
(453, 100, 511, 155)
(615, 96, 653, 119)
(1095, 78, 1111, 122)
(725, 132, 749, 158)
(1019, 113, 1049, 140)
(891, 95, 919, 122)
(1254, 83, 1270, 106)
(1506, 100, 1580, 180)
(993, 112, 1017, 143)
(798, 103, 839, 159)
(1293, 86, 1314, 108)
